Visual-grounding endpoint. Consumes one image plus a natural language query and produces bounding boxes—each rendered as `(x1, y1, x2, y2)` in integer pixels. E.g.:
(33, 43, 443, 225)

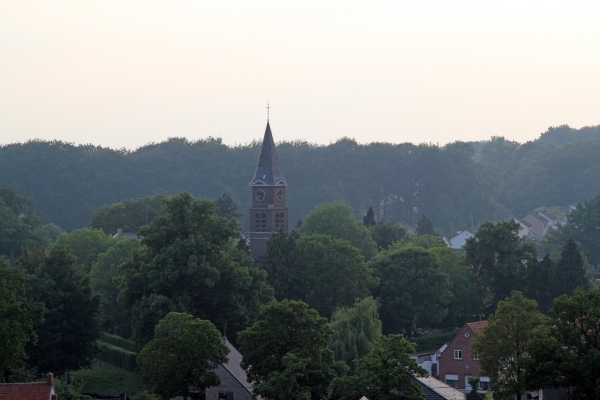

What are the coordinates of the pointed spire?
(250, 121, 286, 186)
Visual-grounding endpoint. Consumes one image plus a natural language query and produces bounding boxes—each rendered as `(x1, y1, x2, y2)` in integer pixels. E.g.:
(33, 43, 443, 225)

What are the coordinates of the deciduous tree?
(298, 202, 378, 260)
(336, 334, 426, 400)
(464, 220, 538, 314)
(19, 245, 101, 375)
(238, 300, 342, 400)
(137, 312, 228, 400)
(370, 220, 408, 250)
(54, 228, 114, 272)
(295, 234, 377, 318)
(471, 291, 547, 400)
(90, 237, 140, 335)
(0, 259, 45, 382)
(117, 192, 273, 345)
(329, 297, 382, 373)
(372, 246, 450, 336)
(525, 288, 600, 400)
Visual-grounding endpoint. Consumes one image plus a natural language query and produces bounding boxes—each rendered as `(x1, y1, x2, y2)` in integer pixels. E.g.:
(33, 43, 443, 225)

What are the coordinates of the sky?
(1, 1, 599, 149)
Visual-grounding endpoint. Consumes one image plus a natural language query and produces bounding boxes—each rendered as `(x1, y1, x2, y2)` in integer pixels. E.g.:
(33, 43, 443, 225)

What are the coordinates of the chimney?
(46, 372, 54, 387)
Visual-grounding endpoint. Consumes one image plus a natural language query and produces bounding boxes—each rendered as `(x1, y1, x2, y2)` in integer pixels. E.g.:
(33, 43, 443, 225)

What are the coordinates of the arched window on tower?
(254, 213, 262, 232)
(261, 213, 267, 232)
(275, 213, 285, 230)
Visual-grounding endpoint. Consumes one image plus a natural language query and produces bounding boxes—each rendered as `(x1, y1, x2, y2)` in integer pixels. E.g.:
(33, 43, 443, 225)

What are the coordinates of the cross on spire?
(266, 101, 271, 120)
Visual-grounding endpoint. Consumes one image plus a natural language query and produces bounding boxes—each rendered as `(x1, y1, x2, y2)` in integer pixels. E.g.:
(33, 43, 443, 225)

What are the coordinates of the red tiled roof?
(0, 382, 53, 400)
(466, 321, 488, 331)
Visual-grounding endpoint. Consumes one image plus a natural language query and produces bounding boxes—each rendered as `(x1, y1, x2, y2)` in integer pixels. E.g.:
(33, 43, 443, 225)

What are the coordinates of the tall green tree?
(329, 297, 382, 373)
(298, 202, 378, 260)
(137, 312, 228, 400)
(370, 220, 408, 250)
(524, 254, 554, 313)
(117, 192, 273, 344)
(552, 238, 591, 298)
(0, 185, 50, 259)
(545, 195, 600, 268)
(471, 291, 547, 400)
(415, 215, 436, 236)
(54, 228, 115, 272)
(336, 334, 426, 400)
(0, 259, 45, 382)
(215, 192, 242, 221)
(261, 230, 300, 300)
(428, 246, 480, 327)
(464, 220, 538, 314)
(90, 237, 140, 335)
(525, 288, 600, 400)
(238, 300, 342, 400)
(372, 246, 450, 336)
(295, 234, 377, 318)
(363, 206, 376, 227)
(19, 245, 101, 375)
(90, 193, 169, 235)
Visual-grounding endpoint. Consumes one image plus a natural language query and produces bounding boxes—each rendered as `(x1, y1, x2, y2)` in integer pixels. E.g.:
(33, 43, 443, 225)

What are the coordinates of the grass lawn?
(71, 360, 148, 396)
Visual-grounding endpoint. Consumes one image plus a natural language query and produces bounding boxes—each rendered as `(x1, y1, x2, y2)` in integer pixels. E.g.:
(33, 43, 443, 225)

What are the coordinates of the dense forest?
(0, 124, 598, 233)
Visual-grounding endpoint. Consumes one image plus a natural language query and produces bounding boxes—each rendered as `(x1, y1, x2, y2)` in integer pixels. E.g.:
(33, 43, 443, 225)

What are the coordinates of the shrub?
(101, 332, 138, 353)
(407, 332, 455, 353)
(96, 341, 137, 371)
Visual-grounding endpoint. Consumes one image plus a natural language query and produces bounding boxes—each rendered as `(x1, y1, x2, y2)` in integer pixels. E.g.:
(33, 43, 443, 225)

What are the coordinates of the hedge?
(101, 332, 138, 353)
(408, 331, 456, 353)
(97, 341, 138, 371)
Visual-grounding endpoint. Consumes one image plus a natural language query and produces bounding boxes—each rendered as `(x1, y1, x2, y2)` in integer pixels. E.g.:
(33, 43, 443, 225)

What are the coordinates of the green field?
(71, 360, 148, 397)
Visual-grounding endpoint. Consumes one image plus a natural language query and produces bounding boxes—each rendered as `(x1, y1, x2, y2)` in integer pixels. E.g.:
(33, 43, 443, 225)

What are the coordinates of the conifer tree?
(553, 238, 590, 297)
(363, 206, 376, 227)
(415, 214, 436, 236)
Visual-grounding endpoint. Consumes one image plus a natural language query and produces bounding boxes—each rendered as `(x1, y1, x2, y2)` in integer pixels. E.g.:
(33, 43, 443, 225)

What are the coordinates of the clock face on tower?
(255, 190, 266, 202)
(276, 189, 284, 202)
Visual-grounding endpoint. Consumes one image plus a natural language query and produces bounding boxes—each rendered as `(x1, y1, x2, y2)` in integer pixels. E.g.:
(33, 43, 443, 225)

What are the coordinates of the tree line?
(1, 183, 598, 398)
(0, 125, 598, 233)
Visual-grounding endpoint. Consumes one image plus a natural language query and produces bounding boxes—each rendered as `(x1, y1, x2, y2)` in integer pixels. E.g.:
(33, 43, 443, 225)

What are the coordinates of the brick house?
(205, 339, 257, 400)
(437, 322, 490, 392)
(0, 373, 58, 400)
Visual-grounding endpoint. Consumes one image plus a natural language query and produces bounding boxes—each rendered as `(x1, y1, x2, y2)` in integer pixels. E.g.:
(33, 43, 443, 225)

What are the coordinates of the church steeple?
(250, 121, 286, 186)
(248, 120, 288, 259)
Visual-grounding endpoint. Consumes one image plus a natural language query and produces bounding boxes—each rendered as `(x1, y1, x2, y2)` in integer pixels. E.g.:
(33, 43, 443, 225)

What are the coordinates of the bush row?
(101, 332, 138, 353)
(408, 332, 456, 353)
(97, 341, 138, 371)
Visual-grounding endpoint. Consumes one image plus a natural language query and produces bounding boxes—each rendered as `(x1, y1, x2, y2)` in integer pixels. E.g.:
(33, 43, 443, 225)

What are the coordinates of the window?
(472, 350, 479, 360)
(275, 213, 285, 230)
(479, 378, 491, 391)
(261, 213, 267, 232)
(255, 213, 267, 232)
(219, 393, 234, 400)
(445, 374, 459, 388)
(454, 349, 462, 360)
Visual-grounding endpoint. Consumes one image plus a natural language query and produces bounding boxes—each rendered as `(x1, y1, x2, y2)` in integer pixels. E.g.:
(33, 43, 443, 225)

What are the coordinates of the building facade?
(248, 121, 287, 259)
(437, 321, 490, 393)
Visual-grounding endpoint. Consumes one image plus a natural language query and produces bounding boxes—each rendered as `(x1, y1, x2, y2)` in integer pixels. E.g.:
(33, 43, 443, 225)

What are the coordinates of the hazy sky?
(1, 1, 599, 149)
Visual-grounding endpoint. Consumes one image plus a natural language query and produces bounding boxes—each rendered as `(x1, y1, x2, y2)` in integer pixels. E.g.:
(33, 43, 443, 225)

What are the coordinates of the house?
(522, 212, 553, 238)
(448, 230, 476, 250)
(415, 375, 466, 400)
(0, 373, 58, 400)
(437, 321, 490, 393)
(205, 338, 257, 400)
(512, 218, 531, 238)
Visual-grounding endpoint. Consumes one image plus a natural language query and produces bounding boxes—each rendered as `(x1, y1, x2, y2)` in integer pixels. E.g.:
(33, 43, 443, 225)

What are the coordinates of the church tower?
(249, 120, 288, 259)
